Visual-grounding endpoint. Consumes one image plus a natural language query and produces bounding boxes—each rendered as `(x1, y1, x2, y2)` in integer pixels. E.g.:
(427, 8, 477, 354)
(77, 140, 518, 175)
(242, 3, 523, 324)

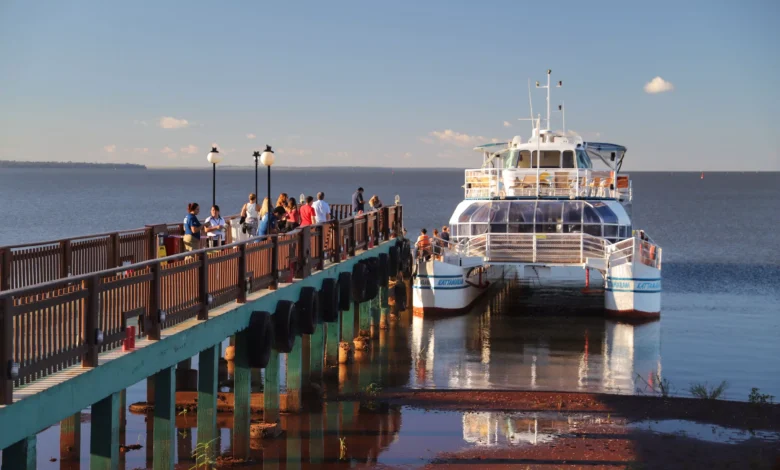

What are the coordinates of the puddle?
(630, 419, 780, 444)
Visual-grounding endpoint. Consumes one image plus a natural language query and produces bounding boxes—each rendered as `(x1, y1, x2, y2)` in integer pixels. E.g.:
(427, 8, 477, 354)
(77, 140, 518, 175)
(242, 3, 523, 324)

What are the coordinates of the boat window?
(563, 201, 583, 222)
(535, 202, 564, 233)
(576, 149, 592, 169)
(470, 204, 492, 223)
(458, 202, 486, 223)
(593, 203, 618, 224)
(562, 150, 575, 168)
(583, 205, 600, 224)
(489, 201, 510, 223)
(508, 224, 535, 233)
(532, 151, 561, 168)
(502, 151, 517, 169)
(583, 225, 601, 237)
(517, 150, 531, 168)
(603, 225, 618, 238)
(508, 201, 535, 223)
(471, 223, 488, 236)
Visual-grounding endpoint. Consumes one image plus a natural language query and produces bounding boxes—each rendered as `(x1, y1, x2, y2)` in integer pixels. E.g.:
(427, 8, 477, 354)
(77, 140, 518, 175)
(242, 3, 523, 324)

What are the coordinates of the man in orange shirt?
(300, 196, 316, 227)
(416, 228, 432, 260)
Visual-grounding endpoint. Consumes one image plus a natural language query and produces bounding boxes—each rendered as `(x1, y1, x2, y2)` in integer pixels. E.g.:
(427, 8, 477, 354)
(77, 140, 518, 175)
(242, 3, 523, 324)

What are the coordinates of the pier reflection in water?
(409, 283, 661, 394)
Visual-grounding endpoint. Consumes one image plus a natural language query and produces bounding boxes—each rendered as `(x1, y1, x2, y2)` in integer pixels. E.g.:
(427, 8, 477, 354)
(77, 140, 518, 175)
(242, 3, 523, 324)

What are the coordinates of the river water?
(1, 168, 779, 467)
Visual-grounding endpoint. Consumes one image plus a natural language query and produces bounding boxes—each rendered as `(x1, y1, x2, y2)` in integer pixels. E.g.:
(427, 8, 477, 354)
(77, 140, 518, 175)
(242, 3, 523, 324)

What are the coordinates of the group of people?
(181, 187, 385, 252)
(415, 226, 450, 260)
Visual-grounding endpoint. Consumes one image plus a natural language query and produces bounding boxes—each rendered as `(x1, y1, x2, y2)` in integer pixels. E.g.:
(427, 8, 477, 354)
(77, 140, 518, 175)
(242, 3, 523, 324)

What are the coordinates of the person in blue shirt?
(183, 202, 203, 251)
(352, 187, 365, 214)
(258, 206, 287, 237)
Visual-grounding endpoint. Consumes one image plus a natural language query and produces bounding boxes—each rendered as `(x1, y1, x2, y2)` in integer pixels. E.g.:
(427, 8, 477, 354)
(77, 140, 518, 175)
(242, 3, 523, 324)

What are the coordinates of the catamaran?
(413, 70, 662, 319)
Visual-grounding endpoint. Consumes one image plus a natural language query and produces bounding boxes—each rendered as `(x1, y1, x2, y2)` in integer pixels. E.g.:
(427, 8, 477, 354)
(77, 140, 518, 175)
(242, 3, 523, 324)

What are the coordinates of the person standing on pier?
(285, 197, 301, 231)
(259, 206, 287, 236)
(300, 196, 315, 227)
(204, 205, 226, 247)
(183, 202, 203, 251)
(312, 192, 331, 224)
(369, 195, 383, 211)
(240, 193, 259, 235)
(352, 187, 365, 214)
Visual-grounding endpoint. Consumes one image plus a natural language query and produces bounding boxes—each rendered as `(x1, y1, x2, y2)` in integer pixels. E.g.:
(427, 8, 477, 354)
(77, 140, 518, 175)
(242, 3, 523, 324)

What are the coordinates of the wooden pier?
(0, 204, 407, 469)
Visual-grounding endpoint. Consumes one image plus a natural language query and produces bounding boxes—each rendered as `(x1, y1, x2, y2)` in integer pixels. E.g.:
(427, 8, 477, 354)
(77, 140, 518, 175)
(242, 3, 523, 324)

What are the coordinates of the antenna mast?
(527, 79, 535, 135)
(546, 69, 551, 130)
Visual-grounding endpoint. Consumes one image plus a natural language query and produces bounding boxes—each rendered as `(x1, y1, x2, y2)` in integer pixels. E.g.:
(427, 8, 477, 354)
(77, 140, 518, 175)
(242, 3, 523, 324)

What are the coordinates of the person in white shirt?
(204, 205, 226, 247)
(311, 192, 331, 224)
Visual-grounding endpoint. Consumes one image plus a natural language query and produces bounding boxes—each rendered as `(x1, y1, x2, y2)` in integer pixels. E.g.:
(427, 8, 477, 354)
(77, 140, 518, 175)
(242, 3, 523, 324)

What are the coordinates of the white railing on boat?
(432, 231, 660, 269)
(464, 168, 632, 201)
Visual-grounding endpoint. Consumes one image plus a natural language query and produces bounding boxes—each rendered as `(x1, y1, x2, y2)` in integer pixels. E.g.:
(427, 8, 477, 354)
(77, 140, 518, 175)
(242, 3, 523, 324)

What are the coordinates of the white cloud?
(134, 120, 149, 127)
(246, 133, 256, 140)
(428, 129, 498, 148)
(158, 116, 190, 129)
(644, 76, 674, 94)
(133, 147, 149, 154)
(503, 121, 512, 128)
(161, 146, 177, 159)
(180, 144, 198, 155)
(403, 152, 412, 159)
(103, 144, 116, 153)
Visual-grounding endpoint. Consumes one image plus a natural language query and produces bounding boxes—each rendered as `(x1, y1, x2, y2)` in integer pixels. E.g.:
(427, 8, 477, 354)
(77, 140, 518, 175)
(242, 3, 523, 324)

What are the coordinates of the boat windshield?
(576, 149, 592, 169)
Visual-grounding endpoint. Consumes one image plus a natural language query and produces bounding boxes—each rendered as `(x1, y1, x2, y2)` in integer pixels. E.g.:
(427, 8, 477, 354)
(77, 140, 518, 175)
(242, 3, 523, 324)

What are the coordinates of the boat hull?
(412, 260, 499, 317)
(605, 260, 661, 319)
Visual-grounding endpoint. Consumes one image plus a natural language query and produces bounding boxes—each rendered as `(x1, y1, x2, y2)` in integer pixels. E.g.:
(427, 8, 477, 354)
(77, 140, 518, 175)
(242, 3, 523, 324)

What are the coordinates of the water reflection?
(408, 284, 662, 394)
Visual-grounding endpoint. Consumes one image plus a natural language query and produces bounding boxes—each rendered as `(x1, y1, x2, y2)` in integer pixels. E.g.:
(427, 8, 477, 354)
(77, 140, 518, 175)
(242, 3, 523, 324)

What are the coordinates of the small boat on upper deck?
(413, 70, 663, 320)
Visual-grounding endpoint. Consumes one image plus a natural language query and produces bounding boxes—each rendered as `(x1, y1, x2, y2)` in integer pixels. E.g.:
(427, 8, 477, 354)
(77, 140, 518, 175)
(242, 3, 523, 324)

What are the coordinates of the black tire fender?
(247, 311, 274, 368)
(363, 258, 379, 300)
(297, 287, 318, 335)
(393, 282, 407, 311)
(338, 271, 352, 311)
(273, 300, 297, 353)
(378, 253, 390, 286)
(320, 277, 340, 322)
(388, 245, 399, 277)
(351, 262, 367, 303)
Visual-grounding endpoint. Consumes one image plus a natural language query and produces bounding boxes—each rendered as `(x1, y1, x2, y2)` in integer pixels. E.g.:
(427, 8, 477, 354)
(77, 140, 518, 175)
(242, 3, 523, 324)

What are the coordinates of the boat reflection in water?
(409, 283, 662, 394)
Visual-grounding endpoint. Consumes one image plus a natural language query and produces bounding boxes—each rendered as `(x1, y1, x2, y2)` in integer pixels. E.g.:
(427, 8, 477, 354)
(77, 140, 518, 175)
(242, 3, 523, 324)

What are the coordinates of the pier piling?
(197, 344, 219, 460)
(90, 392, 120, 470)
(153, 367, 176, 469)
(233, 329, 252, 459)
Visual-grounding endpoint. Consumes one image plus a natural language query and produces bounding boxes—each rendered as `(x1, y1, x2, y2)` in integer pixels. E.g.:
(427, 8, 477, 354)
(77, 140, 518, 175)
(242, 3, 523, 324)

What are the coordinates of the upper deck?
(466, 130, 631, 201)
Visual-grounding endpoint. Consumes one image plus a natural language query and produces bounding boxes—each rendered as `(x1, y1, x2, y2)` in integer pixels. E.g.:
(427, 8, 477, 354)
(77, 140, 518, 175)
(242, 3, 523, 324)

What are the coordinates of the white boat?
(413, 70, 663, 319)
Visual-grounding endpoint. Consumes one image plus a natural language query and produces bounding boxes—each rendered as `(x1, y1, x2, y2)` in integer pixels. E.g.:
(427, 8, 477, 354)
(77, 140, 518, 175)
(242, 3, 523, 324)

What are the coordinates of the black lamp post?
(252, 150, 261, 196)
(207, 146, 222, 206)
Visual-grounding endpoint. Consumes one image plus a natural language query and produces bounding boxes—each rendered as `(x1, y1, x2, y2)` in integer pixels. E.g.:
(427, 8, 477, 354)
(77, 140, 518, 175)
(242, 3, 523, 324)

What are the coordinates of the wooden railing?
(0, 205, 402, 404)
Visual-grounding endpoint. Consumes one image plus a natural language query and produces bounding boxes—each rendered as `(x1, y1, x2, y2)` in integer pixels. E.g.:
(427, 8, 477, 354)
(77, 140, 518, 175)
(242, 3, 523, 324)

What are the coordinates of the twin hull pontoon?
(413, 73, 662, 318)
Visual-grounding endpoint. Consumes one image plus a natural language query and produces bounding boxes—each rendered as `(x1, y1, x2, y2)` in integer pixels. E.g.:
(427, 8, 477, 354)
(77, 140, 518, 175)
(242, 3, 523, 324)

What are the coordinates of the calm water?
(1, 168, 779, 466)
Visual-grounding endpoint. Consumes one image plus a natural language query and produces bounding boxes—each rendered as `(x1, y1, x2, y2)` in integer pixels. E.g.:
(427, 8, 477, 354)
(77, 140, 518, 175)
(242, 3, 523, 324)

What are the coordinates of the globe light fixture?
(206, 146, 222, 206)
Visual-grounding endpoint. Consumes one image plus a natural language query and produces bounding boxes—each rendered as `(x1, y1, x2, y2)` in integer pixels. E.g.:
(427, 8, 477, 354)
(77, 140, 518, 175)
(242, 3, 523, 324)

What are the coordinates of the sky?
(1, 0, 778, 170)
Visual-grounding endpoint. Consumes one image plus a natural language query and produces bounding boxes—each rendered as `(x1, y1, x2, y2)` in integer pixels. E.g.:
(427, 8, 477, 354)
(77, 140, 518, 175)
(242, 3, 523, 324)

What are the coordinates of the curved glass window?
(583, 205, 600, 224)
(592, 202, 618, 224)
(458, 202, 486, 223)
(508, 201, 535, 222)
(576, 149, 592, 169)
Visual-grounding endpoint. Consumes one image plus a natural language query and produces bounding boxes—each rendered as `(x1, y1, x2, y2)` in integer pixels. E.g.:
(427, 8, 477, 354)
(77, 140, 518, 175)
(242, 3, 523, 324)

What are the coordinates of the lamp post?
(260, 145, 276, 276)
(207, 146, 223, 206)
(252, 150, 261, 196)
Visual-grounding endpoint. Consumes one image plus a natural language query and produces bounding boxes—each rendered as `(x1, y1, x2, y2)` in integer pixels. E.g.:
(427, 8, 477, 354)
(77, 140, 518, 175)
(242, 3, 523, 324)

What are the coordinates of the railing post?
(237, 244, 247, 304)
(145, 227, 155, 262)
(372, 211, 380, 245)
(317, 226, 325, 270)
(61, 239, 72, 278)
(271, 235, 279, 289)
(110, 233, 121, 268)
(332, 220, 341, 264)
(349, 220, 356, 256)
(82, 275, 100, 368)
(198, 252, 209, 320)
(0, 249, 10, 291)
(147, 261, 162, 340)
(381, 207, 390, 242)
(363, 214, 370, 249)
(1, 294, 13, 404)
(299, 226, 311, 279)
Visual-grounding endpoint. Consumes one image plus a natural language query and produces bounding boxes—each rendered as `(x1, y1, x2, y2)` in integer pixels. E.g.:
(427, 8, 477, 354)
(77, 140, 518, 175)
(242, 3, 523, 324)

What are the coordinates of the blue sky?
(1, 0, 778, 170)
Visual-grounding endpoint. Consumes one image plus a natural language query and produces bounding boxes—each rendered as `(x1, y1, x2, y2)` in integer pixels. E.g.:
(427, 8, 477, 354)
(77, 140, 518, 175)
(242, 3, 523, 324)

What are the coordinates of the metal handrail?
(463, 168, 632, 201)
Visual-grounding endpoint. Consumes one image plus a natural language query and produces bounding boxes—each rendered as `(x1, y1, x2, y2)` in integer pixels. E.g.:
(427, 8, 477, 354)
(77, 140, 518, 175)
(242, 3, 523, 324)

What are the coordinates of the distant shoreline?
(0, 160, 146, 170)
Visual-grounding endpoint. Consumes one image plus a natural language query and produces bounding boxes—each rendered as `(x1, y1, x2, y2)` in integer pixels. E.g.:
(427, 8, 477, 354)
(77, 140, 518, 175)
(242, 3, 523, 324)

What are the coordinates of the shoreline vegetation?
(0, 160, 146, 170)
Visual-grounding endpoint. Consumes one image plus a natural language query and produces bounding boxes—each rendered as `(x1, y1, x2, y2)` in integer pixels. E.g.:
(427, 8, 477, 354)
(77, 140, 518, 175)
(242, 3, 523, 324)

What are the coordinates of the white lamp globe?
(260, 145, 275, 166)
(207, 146, 223, 164)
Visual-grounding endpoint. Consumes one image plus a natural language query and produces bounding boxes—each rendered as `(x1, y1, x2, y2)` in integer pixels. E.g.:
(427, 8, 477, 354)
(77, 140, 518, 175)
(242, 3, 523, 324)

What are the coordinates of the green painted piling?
(286, 336, 303, 412)
(197, 344, 219, 460)
(341, 302, 355, 343)
(90, 392, 120, 470)
(1, 435, 36, 470)
(325, 319, 340, 366)
(153, 367, 175, 469)
(59, 411, 80, 463)
(359, 300, 371, 336)
(309, 408, 324, 465)
(301, 335, 311, 388)
(310, 325, 325, 382)
(264, 350, 281, 424)
(370, 295, 380, 338)
(233, 329, 251, 459)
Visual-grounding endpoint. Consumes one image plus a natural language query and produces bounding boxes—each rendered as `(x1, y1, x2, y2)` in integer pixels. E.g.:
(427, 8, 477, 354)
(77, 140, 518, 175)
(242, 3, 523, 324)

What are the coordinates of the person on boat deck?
(416, 228, 432, 260)
(240, 193, 259, 236)
(300, 196, 316, 227)
(440, 226, 451, 246)
(204, 205, 226, 247)
(432, 228, 441, 259)
(183, 202, 204, 251)
(312, 192, 331, 224)
(352, 187, 365, 214)
(258, 206, 287, 237)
